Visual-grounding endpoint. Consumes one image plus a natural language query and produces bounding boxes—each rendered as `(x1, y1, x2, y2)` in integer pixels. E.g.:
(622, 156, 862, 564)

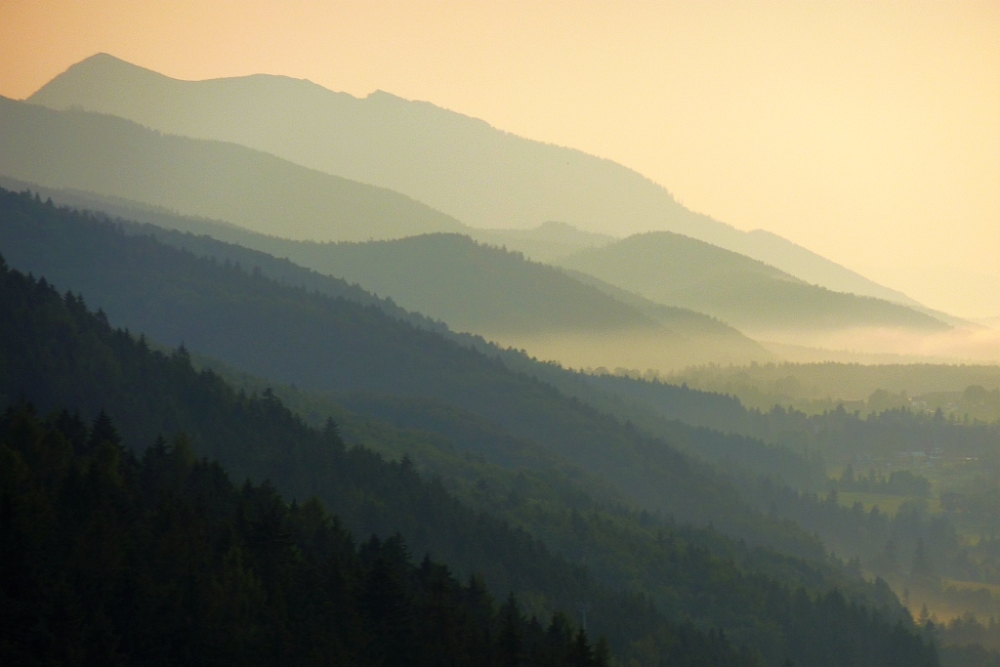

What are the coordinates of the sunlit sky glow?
(2, 0, 999, 318)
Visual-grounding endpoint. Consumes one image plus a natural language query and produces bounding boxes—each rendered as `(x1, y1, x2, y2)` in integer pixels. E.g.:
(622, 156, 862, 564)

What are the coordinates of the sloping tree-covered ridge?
(0, 403, 625, 667)
(0, 250, 765, 666)
(0, 186, 828, 557)
(0, 195, 940, 666)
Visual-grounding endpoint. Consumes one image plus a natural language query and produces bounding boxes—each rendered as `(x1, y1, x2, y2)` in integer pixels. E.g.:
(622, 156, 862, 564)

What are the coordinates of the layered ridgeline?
(0, 195, 941, 667)
(0, 95, 943, 358)
(0, 185, 944, 624)
(0, 180, 806, 491)
(0, 176, 770, 370)
(28, 52, 917, 306)
(0, 261, 754, 667)
(0, 187, 817, 554)
(0, 95, 465, 241)
(555, 232, 950, 338)
(8, 186, 997, 645)
(232, 233, 769, 368)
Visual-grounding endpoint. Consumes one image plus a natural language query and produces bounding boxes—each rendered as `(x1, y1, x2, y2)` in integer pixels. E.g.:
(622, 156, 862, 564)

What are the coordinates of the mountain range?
(0, 175, 770, 370)
(0, 95, 464, 241)
(5, 52, 1000, 665)
(4, 186, 962, 662)
(29, 52, 919, 306)
(556, 232, 950, 336)
(0, 207, 942, 665)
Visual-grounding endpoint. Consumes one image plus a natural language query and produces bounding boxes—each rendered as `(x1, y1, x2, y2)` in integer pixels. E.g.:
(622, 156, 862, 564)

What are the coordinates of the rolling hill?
(0, 95, 466, 241)
(555, 231, 950, 336)
(0, 176, 770, 369)
(28, 52, 920, 306)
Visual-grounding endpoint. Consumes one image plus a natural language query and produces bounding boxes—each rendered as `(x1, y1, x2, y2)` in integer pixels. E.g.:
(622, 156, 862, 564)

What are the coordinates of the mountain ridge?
(0, 176, 771, 369)
(29, 52, 921, 307)
(556, 231, 950, 336)
(0, 95, 467, 242)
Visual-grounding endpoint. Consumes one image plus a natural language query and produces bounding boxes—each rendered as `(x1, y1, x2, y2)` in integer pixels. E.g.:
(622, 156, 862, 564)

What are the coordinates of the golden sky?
(2, 0, 999, 317)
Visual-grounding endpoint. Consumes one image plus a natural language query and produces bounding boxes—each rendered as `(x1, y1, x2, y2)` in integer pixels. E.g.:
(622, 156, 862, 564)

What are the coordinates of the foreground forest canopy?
(0, 405, 621, 667)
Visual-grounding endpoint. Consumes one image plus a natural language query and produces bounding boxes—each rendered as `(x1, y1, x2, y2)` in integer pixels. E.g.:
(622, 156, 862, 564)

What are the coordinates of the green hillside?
(0, 196, 942, 666)
(28, 53, 922, 306)
(556, 232, 950, 334)
(1, 405, 618, 667)
(220, 230, 770, 367)
(0, 96, 466, 241)
(0, 176, 770, 369)
(216, 232, 659, 336)
(0, 256, 773, 667)
(0, 179, 790, 470)
(0, 188, 826, 555)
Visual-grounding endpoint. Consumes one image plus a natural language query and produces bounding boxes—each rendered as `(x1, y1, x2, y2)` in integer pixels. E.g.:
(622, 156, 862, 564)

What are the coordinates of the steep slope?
(28, 52, 919, 305)
(0, 260, 764, 667)
(0, 177, 770, 369)
(0, 253, 941, 667)
(0, 406, 618, 667)
(0, 187, 824, 556)
(0, 95, 466, 241)
(556, 232, 949, 336)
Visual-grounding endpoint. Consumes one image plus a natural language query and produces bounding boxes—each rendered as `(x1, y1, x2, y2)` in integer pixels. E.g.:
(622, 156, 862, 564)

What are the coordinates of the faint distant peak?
(365, 89, 402, 101)
(538, 221, 582, 232)
(62, 52, 163, 80)
(535, 220, 617, 242)
(33, 53, 334, 100)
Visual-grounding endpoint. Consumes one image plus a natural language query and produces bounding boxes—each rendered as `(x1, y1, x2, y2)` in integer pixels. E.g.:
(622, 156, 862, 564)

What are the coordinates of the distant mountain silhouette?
(0, 95, 465, 241)
(467, 221, 616, 262)
(556, 232, 950, 335)
(30, 53, 920, 306)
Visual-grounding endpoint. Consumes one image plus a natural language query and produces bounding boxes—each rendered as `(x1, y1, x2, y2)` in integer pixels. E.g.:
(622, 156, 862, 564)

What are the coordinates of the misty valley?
(3, 54, 1000, 667)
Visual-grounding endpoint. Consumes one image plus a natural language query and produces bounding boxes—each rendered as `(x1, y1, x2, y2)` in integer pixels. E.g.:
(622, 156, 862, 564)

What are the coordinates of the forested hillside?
(211, 232, 658, 336)
(0, 180, 809, 486)
(0, 405, 617, 667)
(0, 249, 755, 666)
(0, 176, 768, 369)
(0, 249, 942, 666)
(0, 188, 820, 552)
